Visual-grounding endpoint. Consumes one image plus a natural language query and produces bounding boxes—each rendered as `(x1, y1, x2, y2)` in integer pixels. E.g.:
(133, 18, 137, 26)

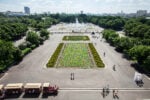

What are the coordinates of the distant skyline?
(0, 0, 150, 14)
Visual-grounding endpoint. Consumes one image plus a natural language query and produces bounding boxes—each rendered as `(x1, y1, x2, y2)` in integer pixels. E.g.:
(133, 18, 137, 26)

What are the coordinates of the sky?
(0, 0, 150, 14)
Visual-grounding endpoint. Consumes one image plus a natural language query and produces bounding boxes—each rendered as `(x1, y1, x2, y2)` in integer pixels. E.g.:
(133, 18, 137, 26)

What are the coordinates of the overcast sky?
(0, 0, 150, 14)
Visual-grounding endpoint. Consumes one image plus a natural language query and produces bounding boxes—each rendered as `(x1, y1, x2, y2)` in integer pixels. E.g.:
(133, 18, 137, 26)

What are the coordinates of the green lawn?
(57, 43, 93, 68)
(63, 36, 90, 41)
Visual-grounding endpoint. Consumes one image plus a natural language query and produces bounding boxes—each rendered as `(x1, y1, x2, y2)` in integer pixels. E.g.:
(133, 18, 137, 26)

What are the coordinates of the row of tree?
(86, 16, 125, 30)
(102, 29, 150, 73)
(124, 19, 150, 39)
(49, 14, 125, 30)
(0, 40, 22, 71)
(0, 23, 28, 41)
(0, 14, 55, 71)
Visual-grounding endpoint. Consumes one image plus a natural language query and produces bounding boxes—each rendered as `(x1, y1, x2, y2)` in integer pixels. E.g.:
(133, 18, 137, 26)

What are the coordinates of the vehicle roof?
(0, 85, 4, 90)
(4, 83, 23, 89)
(24, 83, 42, 89)
(43, 83, 50, 87)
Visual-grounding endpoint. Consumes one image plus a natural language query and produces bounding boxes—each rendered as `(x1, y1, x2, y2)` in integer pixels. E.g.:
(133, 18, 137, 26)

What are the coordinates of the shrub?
(30, 44, 36, 49)
(19, 42, 27, 50)
(88, 43, 105, 68)
(26, 31, 40, 46)
(47, 43, 64, 67)
(22, 48, 32, 56)
(63, 36, 90, 41)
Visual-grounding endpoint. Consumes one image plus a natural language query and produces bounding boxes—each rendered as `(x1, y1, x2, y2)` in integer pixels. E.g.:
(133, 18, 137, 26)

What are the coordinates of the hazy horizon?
(0, 0, 150, 14)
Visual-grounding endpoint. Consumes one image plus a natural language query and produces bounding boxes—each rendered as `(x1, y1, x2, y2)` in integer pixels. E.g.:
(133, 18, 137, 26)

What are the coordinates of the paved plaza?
(0, 23, 150, 100)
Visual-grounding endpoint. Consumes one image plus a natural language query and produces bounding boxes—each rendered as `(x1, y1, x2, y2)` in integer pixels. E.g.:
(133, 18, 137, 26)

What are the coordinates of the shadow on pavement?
(23, 93, 40, 98)
(42, 93, 58, 98)
(5, 94, 22, 99)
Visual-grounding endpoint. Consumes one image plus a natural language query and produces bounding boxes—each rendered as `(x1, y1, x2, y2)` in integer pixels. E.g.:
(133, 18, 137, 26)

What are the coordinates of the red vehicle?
(42, 83, 59, 95)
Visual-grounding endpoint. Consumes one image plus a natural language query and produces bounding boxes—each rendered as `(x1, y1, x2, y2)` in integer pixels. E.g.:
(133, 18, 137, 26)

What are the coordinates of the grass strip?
(63, 36, 90, 41)
(47, 43, 64, 67)
(88, 43, 105, 68)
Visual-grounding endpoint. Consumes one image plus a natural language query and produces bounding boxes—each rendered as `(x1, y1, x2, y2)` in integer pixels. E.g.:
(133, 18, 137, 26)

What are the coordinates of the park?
(0, 20, 150, 99)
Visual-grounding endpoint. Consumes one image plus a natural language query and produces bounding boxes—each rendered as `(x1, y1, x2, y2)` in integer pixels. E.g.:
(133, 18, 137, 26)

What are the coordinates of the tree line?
(102, 29, 150, 73)
(0, 14, 58, 71)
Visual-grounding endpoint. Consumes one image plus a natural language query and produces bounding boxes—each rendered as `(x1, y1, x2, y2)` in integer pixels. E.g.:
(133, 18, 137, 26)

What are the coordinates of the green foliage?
(26, 31, 40, 46)
(102, 29, 150, 72)
(128, 46, 150, 64)
(58, 43, 92, 68)
(22, 48, 32, 56)
(142, 56, 150, 72)
(88, 16, 125, 30)
(0, 23, 28, 41)
(30, 44, 36, 49)
(0, 40, 22, 70)
(102, 29, 119, 46)
(128, 45, 150, 72)
(88, 43, 105, 68)
(102, 29, 142, 53)
(124, 19, 150, 39)
(40, 29, 49, 39)
(47, 43, 64, 67)
(63, 36, 90, 41)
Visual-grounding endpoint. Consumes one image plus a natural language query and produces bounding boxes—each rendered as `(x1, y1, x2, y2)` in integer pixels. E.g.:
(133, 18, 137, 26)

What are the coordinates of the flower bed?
(88, 43, 105, 68)
(57, 43, 93, 68)
(47, 43, 64, 67)
(63, 36, 90, 41)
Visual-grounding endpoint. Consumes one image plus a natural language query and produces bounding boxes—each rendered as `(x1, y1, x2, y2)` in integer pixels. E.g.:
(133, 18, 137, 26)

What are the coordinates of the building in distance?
(24, 6, 30, 14)
(136, 10, 147, 17)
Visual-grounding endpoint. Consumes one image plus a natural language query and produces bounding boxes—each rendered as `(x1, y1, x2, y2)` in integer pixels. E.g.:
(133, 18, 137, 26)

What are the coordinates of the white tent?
(134, 72, 143, 82)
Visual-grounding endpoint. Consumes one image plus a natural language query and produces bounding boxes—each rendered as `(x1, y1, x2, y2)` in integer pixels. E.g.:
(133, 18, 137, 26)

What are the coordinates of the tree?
(0, 40, 22, 70)
(128, 45, 150, 64)
(26, 31, 40, 46)
(40, 29, 49, 39)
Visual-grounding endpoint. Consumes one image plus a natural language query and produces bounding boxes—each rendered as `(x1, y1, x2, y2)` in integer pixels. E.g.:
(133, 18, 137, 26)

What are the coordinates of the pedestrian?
(106, 85, 109, 94)
(113, 89, 119, 99)
(102, 87, 106, 98)
(113, 89, 115, 98)
(70, 73, 73, 80)
(104, 52, 105, 57)
(113, 65, 116, 71)
(73, 73, 74, 80)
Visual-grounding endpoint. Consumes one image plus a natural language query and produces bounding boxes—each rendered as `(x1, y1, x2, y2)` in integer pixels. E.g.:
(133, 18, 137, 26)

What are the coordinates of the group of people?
(102, 85, 119, 99)
(102, 85, 110, 98)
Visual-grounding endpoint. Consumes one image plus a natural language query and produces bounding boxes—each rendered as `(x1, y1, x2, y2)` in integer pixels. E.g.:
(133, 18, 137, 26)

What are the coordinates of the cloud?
(0, 0, 150, 13)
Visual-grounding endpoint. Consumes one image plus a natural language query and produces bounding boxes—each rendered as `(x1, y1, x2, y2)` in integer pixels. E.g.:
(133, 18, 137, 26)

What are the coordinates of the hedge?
(63, 36, 90, 41)
(88, 43, 105, 68)
(22, 48, 32, 56)
(47, 43, 64, 67)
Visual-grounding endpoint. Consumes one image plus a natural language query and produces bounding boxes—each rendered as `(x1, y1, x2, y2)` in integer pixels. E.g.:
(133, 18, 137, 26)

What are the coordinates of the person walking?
(113, 65, 116, 71)
(70, 73, 73, 80)
(102, 87, 106, 98)
(104, 52, 105, 57)
(113, 89, 119, 99)
(73, 73, 74, 80)
(106, 85, 109, 95)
